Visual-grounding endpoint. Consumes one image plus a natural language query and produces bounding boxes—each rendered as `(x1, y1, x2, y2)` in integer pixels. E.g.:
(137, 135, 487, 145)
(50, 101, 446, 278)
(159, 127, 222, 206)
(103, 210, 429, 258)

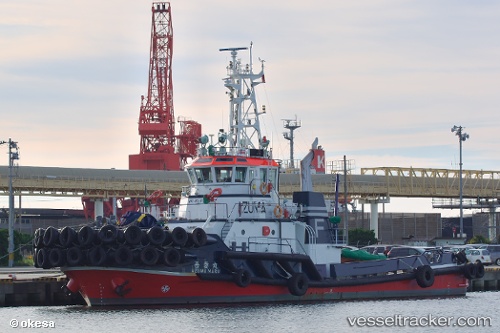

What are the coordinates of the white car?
(464, 249, 492, 265)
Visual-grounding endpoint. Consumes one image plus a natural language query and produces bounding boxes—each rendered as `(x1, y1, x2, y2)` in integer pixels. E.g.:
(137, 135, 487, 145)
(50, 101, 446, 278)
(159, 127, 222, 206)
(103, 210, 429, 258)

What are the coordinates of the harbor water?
(0, 291, 497, 333)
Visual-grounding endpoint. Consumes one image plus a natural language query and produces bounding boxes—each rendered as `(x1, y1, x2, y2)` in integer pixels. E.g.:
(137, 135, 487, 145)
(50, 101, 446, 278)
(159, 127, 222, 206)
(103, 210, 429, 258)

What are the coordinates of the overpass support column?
(94, 199, 104, 220)
(359, 196, 390, 240)
(371, 203, 379, 239)
(489, 207, 497, 241)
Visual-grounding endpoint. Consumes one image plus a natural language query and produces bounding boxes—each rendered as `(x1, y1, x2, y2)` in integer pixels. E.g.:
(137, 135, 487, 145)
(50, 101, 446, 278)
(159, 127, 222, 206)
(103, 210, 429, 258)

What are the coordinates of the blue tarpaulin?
(119, 211, 159, 228)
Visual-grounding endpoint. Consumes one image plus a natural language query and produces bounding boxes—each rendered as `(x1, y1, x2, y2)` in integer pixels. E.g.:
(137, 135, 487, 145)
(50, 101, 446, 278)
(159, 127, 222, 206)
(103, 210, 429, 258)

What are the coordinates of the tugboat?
(33, 45, 477, 306)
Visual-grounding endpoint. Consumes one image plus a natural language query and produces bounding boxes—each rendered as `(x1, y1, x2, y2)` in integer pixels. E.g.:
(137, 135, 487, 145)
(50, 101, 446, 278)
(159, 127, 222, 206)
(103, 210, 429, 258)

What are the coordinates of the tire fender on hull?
(233, 269, 252, 287)
(98, 225, 118, 244)
(124, 225, 143, 245)
(114, 246, 134, 266)
(288, 272, 309, 296)
(163, 247, 181, 267)
(474, 262, 485, 279)
(463, 262, 477, 279)
(66, 246, 85, 266)
(415, 265, 434, 288)
(171, 227, 188, 247)
(140, 245, 160, 266)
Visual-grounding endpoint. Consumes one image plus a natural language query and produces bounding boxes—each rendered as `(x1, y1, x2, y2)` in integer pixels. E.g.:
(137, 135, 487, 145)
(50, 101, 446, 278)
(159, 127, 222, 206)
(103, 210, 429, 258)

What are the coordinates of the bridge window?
(193, 168, 213, 183)
(216, 167, 233, 182)
(235, 167, 246, 182)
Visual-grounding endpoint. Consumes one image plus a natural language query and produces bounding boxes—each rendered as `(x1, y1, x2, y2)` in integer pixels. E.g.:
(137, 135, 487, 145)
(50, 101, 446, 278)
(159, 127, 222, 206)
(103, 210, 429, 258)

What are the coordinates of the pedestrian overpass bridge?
(2, 165, 499, 240)
(1, 165, 499, 204)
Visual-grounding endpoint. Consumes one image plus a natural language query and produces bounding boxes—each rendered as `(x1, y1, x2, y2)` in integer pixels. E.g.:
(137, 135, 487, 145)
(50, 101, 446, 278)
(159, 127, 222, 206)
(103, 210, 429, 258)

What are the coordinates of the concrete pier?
(468, 266, 500, 292)
(0, 268, 85, 306)
(1, 266, 499, 306)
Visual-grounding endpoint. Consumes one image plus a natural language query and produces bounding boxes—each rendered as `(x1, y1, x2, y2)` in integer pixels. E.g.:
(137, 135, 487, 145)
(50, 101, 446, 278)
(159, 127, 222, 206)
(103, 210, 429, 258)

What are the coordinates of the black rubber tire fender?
(287, 272, 309, 296)
(43, 226, 60, 247)
(78, 226, 96, 247)
(191, 228, 207, 247)
(66, 246, 85, 266)
(88, 246, 107, 266)
(140, 245, 159, 266)
(98, 225, 118, 244)
(36, 248, 51, 269)
(474, 262, 485, 279)
(114, 245, 134, 266)
(59, 226, 77, 248)
(415, 265, 435, 288)
(34, 228, 45, 248)
(147, 226, 166, 246)
(124, 225, 143, 245)
(462, 262, 477, 279)
(48, 247, 65, 267)
(171, 227, 188, 247)
(163, 247, 181, 267)
(233, 269, 252, 287)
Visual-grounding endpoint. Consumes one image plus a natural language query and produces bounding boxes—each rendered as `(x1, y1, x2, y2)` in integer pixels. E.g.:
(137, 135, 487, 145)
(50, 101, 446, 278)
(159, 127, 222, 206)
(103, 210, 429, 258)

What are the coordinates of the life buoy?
(163, 247, 181, 267)
(474, 262, 485, 279)
(98, 225, 118, 244)
(260, 182, 268, 195)
(147, 226, 166, 245)
(147, 190, 163, 204)
(274, 205, 284, 218)
(66, 246, 84, 266)
(59, 226, 77, 248)
(288, 272, 308, 296)
(140, 245, 159, 266)
(114, 246, 133, 266)
(233, 269, 252, 287)
(208, 188, 222, 202)
(415, 265, 434, 288)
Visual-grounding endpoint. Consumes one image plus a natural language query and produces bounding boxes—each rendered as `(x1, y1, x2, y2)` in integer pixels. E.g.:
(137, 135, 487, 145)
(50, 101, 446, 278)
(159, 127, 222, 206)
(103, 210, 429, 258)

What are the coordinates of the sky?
(1, 0, 499, 214)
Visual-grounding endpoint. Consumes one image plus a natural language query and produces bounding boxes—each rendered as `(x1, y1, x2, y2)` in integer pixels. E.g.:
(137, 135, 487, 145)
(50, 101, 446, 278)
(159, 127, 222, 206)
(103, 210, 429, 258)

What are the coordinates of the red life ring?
(274, 205, 284, 218)
(208, 188, 222, 201)
(260, 182, 268, 195)
(147, 190, 163, 204)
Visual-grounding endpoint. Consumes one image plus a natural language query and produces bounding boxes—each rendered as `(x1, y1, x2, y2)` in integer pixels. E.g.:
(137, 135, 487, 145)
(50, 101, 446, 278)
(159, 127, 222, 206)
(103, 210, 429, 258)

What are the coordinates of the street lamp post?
(451, 125, 469, 239)
(0, 138, 19, 267)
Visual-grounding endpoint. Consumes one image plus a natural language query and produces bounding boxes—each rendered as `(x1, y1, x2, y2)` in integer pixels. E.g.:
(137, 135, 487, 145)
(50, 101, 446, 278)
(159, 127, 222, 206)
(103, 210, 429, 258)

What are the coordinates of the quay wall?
(1, 267, 499, 306)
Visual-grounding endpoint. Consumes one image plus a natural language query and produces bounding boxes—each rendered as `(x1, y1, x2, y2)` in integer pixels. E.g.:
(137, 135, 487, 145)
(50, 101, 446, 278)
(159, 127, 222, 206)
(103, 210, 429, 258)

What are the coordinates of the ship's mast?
(219, 44, 266, 151)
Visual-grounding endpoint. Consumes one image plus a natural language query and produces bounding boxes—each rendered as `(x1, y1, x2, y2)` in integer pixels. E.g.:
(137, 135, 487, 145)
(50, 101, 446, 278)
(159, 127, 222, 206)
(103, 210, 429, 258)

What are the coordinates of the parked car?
(464, 248, 492, 265)
(360, 245, 394, 256)
(386, 246, 427, 258)
(478, 245, 500, 265)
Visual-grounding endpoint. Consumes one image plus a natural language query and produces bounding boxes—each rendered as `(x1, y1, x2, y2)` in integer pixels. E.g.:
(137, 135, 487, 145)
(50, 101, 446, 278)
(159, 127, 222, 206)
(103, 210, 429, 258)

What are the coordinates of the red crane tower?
(83, 3, 201, 221)
(129, 2, 201, 170)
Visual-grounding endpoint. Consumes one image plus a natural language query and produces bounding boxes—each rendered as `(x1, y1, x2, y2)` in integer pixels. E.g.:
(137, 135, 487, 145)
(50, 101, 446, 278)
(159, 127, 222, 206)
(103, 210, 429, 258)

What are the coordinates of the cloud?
(1, 0, 499, 212)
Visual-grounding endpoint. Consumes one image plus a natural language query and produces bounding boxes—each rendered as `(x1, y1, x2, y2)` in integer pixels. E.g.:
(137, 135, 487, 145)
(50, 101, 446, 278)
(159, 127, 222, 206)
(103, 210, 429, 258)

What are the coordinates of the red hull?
(64, 267, 468, 306)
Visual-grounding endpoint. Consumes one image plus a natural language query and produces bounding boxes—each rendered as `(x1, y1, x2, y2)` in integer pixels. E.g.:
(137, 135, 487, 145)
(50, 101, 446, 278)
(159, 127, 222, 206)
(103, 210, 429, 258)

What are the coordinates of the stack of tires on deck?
(33, 225, 207, 269)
